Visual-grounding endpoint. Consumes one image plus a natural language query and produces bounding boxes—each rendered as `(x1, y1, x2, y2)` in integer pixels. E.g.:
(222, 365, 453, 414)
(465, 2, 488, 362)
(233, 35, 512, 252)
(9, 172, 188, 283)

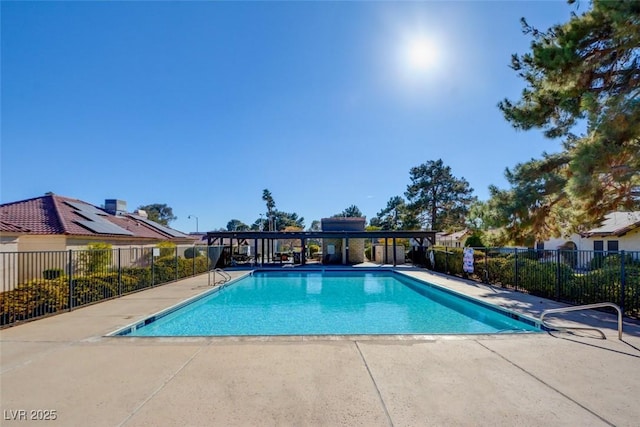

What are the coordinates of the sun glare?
(403, 36, 438, 73)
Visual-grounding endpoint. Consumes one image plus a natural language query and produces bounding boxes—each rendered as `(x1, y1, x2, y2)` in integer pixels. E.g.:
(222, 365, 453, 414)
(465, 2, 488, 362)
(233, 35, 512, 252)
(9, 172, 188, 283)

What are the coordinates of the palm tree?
(262, 189, 276, 231)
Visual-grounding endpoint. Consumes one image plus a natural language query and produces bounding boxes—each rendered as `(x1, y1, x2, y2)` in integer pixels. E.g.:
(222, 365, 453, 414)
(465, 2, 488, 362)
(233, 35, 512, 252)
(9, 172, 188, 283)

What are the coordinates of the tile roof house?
(435, 229, 472, 248)
(0, 193, 193, 252)
(538, 212, 640, 269)
(580, 211, 640, 238)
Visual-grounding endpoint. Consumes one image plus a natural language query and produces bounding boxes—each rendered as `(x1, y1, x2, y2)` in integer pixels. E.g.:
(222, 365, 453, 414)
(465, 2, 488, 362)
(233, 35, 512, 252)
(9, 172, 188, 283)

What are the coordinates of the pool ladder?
(539, 302, 623, 340)
(209, 268, 231, 286)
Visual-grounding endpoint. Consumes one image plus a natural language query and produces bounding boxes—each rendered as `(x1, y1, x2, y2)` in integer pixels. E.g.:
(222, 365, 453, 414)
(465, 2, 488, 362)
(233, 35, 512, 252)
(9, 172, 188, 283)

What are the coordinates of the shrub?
(486, 255, 514, 286)
(515, 259, 573, 299)
(43, 268, 64, 280)
(184, 246, 203, 259)
(157, 241, 177, 258)
(78, 243, 113, 273)
(590, 253, 605, 270)
(121, 267, 152, 292)
(464, 234, 484, 248)
(407, 247, 427, 266)
(308, 243, 320, 255)
(153, 256, 177, 284)
(0, 278, 68, 325)
(568, 265, 640, 315)
(71, 274, 118, 306)
(603, 253, 640, 268)
(432, 247, 464, 275)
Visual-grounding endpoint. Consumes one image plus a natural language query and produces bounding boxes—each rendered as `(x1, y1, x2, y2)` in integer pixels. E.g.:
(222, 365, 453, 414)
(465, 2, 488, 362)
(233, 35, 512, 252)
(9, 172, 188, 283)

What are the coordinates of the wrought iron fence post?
(556, 250, 561, 300)
(67, 250, 73, 311)
(620, 250, 626, 315)
(192, 245, 196, 276)
(151, 249, 155, 287)
(175, 246, 179, 281)
(118, 248, 122, 296)
(445, 249, 448, 274)
(483, 248, 487, 283)
(514, 248, 519, 291)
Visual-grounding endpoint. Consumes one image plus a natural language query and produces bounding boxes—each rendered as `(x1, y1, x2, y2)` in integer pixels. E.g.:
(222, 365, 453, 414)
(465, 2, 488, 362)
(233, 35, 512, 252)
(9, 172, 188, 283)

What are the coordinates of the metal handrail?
(211, 268, 231, 285)
(540, 303, 623, 340)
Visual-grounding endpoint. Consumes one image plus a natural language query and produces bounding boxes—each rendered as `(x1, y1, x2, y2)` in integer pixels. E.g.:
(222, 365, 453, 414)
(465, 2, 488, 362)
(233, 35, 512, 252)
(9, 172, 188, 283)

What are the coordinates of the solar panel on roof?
(65, 201, 107, 216)
(76, 220, 134, 236)
(73, 211, 95, 221)
(131, 215, 185, 238)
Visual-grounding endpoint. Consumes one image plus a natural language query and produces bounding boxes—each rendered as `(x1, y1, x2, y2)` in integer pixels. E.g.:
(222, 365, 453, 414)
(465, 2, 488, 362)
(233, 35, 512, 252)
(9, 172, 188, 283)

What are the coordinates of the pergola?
(206, 230, 436, 267)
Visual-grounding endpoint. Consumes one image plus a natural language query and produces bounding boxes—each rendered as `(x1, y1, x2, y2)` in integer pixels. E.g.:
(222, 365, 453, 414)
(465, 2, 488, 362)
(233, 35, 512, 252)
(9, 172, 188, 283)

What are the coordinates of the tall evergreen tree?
(497, 0, 640, 239)
(405, 159, 475, 231)
(371, 196, 416, 230)
(226, 219, 249, 231)
(272, 210, 304, 230)
(262, 189, 276, 231)
(333, 205, 363, 218)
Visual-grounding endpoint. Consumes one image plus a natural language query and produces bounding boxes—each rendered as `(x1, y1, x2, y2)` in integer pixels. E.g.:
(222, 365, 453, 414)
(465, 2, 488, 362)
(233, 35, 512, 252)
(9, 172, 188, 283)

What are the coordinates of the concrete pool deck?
(1, 268, 639, 426)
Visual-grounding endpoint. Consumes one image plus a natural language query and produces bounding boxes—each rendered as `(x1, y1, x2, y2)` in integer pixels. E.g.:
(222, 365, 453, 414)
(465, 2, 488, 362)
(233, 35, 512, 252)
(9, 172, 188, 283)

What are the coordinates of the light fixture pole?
(188, 215, 199, 233)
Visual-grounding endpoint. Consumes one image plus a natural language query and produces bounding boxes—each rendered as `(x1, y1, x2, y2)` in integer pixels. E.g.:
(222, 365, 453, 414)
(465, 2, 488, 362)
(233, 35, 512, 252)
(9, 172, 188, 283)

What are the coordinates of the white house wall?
(607, 228, 640, 252)
(542, 229, 640, 269)
(18, 235, 67, 252)
(0, 236, 19, 291)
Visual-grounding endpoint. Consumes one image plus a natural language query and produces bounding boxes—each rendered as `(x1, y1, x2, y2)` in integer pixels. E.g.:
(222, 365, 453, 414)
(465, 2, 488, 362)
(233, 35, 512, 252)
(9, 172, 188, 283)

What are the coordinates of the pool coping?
(107, 268, 548, 338)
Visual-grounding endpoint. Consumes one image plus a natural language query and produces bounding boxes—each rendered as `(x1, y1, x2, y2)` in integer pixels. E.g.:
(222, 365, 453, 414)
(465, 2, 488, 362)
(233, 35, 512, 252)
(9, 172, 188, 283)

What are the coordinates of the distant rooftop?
(582, 212, 640, 237)
(321, 217, 366, 232)
(0, 193, 189, 241)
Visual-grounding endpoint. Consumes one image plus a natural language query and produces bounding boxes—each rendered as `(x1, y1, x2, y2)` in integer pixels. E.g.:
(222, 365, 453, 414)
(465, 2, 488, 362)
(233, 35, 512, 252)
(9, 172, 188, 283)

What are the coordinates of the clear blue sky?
(2, 1, 574, 233)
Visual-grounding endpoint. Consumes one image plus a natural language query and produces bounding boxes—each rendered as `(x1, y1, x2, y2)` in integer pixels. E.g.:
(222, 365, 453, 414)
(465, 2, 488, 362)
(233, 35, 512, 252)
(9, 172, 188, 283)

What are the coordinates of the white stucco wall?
(0, 235, 20, 291)
(18, 235, 67, 252)
(610, 228, 640, 251)
(543, 229, 640, 252)
(374, 245, 405, 265)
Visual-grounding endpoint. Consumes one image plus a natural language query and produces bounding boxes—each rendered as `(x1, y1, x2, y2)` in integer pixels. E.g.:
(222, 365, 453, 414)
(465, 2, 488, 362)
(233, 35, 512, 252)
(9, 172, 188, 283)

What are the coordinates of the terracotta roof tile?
(1, 194, 188, 241)
(0, 195, 64, 234)
(0, 221, 30, 233)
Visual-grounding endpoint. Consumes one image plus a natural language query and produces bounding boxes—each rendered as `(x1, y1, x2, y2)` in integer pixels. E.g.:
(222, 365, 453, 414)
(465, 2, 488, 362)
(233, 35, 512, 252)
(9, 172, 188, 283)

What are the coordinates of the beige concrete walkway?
(1, 269, 639, 426)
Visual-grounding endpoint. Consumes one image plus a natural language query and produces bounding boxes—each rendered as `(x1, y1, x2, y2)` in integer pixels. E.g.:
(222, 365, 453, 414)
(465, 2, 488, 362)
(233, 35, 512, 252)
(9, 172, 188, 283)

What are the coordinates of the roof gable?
(0, 195, 64, 234)
(584, 212, 640, 237)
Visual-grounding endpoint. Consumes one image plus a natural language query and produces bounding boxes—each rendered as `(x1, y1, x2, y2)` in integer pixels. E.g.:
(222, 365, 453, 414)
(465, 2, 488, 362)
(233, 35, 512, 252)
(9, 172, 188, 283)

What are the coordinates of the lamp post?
(188, 215, 199, 233)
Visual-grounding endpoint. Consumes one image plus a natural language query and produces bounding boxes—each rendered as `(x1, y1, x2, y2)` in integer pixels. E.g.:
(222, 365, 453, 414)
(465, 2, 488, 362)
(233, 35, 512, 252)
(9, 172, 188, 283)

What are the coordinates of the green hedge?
(429, 248, 639, 318)
(0, 278, 68, 325)
(0, 253, 212, 326)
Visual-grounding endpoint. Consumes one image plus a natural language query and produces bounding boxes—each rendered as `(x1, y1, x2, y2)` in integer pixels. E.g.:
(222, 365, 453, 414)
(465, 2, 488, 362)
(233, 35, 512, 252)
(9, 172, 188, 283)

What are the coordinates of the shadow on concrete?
(548, 331, 640, 358)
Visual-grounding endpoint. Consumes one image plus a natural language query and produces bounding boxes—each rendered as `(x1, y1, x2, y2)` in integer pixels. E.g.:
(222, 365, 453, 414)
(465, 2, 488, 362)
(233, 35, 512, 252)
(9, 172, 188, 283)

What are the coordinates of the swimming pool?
(115, 270, 541, 337)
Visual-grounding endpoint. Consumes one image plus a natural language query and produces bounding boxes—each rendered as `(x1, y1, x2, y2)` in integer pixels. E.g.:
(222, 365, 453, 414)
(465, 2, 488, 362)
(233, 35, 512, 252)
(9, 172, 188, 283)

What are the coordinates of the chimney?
(105, 199, 127, 216)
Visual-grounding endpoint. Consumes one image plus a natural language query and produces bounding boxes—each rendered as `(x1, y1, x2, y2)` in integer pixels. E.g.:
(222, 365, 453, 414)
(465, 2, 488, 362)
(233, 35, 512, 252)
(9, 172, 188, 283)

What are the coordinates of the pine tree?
(405, 159, 475, 231)
(496, 0, 640, 239)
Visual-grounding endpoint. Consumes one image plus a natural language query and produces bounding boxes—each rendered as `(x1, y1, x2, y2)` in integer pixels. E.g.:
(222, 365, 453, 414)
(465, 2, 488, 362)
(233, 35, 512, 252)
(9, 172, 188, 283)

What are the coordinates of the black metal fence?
(3, 245, 639, 327)
(425, 247, 640, 319)
(0, 245, 223, 327)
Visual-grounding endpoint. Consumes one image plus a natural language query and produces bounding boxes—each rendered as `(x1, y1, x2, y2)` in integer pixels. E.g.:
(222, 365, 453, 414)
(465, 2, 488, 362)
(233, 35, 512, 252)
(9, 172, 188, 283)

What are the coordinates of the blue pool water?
(121, 271, 541, 336)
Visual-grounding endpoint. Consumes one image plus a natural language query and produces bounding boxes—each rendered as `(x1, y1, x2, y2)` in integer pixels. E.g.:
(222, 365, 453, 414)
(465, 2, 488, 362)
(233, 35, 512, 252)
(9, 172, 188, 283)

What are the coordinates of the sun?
(403, 36, 438, 72)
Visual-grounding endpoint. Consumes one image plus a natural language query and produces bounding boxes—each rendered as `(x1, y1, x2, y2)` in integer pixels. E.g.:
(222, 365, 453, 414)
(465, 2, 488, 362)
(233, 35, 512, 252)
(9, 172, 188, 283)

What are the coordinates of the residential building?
(436, 229, 472, 248)
(0, 193, 194, 286)
(539, 212, 640, 253)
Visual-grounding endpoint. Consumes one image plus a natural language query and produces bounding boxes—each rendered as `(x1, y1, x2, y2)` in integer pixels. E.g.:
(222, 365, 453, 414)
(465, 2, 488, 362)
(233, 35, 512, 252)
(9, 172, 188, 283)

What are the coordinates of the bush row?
(428, 247, 639, 318)
(0, 255, 212, 326)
